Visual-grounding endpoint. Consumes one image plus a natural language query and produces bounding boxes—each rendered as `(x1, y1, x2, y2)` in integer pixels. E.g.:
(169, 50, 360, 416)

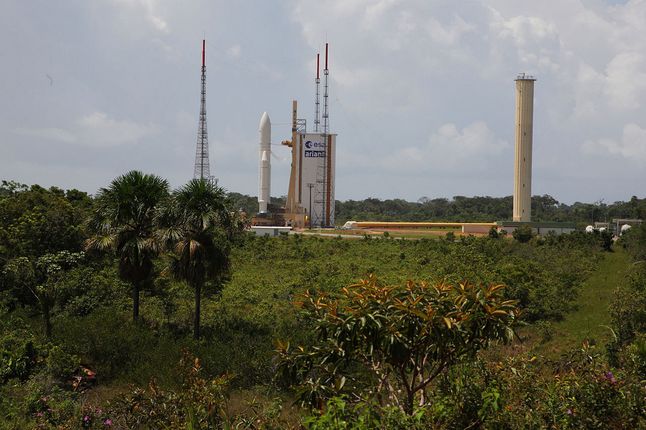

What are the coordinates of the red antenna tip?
(202, 40, 205, 67)
(316, 53, 320, 79)
(325, 43, 328, 70)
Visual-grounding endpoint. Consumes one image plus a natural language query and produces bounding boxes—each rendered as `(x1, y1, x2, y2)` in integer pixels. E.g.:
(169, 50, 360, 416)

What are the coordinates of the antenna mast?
(321, 43, 330, 226)
(194, 39, 211, 180)
(314, 53, 321, 132)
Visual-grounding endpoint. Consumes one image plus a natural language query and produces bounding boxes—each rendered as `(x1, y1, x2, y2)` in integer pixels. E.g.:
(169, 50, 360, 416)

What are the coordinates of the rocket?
(258, 112, 271, 213)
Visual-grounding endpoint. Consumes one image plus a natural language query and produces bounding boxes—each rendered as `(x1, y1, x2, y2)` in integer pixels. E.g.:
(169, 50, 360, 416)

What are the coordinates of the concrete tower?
(513, 74, 536, 222)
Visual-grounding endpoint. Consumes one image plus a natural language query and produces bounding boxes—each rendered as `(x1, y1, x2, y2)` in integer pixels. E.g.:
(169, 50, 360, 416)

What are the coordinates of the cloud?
(76, 112, 159, 146)
(13, 127, 78, 144)
(110, 0, 168, 33)
(3, 0, 646, 202)
(430, 121, 507, 155)
(386, 121, 508, 171)
(226, 44, 242, 59)
(603, 52, 646, 110)
(582, 123, 646, 161)
(13, 112, 159, 148)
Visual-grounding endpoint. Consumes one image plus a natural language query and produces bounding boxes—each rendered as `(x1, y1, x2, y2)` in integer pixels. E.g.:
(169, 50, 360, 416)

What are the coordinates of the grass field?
(532, 248, 631, 357)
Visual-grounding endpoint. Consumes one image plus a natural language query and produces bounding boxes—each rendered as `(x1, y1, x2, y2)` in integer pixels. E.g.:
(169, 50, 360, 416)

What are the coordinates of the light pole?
(307, 183, 314, 229)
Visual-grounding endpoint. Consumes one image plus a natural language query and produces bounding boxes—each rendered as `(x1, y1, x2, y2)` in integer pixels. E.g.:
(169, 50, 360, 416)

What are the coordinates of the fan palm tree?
(85, 170, 169, 321)
(158, 179, 241, 339)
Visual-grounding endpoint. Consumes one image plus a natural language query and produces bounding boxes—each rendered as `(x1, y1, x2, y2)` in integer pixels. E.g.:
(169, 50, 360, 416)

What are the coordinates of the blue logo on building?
(305, 140, 326, 149)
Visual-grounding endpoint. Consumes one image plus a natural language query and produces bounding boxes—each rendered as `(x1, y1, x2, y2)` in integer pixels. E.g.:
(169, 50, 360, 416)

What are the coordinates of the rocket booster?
(258, 112, 271, 213)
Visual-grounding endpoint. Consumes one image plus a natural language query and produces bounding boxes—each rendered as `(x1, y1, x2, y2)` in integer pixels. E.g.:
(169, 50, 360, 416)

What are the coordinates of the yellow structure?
(345, 221, 496, 234)
(282, 100, 337, 228)
(513, 74, 536, 222)
(282, 101, 306, 227)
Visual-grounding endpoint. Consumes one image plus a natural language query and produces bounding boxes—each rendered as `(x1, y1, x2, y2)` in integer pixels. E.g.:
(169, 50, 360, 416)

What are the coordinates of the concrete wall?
(250, 226, 292, 237)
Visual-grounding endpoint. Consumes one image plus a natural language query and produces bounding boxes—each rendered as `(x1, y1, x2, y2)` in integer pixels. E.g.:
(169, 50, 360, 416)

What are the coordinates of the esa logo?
(305, 140, 326, 149)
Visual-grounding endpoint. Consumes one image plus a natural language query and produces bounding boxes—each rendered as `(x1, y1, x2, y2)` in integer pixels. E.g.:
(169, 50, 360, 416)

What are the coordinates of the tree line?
(227, 191, 646, 225)
(0, 174, 245, 340)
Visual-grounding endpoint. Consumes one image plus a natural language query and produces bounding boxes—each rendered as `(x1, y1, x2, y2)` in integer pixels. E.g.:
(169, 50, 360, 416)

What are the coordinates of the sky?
(1, 0, 645, 204)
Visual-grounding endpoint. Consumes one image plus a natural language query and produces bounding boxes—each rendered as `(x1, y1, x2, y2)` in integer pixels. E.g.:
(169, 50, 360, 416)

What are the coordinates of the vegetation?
(158, 179, 245, 339)
(207, 191, 646, 226)
(85, 171, 170, 321)
(277, 277, 518, 414)
(0, 177, 644, 428)
(336, 194, 646, 224)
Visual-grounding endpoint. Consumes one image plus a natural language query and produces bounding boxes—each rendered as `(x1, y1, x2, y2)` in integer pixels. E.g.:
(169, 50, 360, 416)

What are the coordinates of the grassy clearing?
(532, 249, 631, 357)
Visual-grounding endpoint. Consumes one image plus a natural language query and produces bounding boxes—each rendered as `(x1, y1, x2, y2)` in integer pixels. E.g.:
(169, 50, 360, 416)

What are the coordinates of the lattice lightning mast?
(194, 39, 211, 180)
(314, 52, 321, 132)
(322, 43, 330, 225)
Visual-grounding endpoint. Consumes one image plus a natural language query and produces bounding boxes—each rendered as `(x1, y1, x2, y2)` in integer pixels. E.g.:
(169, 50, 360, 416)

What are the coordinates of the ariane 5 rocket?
(258, 112, 271, 213)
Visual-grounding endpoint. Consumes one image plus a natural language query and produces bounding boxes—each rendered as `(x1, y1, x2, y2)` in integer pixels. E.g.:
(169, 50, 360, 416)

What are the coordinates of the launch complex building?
(172, 39, 575, 235)
(254, 44, 336, 229)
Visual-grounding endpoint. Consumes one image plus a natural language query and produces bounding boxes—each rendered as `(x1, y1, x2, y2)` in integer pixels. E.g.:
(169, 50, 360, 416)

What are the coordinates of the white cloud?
(13, 112, 159, 148)
(489, 11, 561, 73)
(583, 123, 646, 161)
(226, 44, 242, 59)
(386, 121, 508, 171)
(110, 0, 168, 33)
(4, 0, 646, 202)
(76, 112, 159, 146)
(604, 52, 646, 110)
(13, 127, 77, 144)
(430, 122, 507, 155)
(427, 15, 474, 46)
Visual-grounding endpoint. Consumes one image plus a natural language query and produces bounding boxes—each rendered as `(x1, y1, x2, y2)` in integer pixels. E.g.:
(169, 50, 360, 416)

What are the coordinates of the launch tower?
(282, 43, 336, 228)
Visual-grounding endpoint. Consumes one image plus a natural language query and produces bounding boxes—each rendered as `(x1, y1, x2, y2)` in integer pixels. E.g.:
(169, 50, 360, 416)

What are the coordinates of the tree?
(32, 251, 84, 337)
(158, 179, 244, 339)
(512, 225, 534, 243)
(2, 251, 84, 337)
(0, 183, 87, 262)
(621, 222, 646, 262)
(276, 275, 518, 414)
(85, 171, 169, 321)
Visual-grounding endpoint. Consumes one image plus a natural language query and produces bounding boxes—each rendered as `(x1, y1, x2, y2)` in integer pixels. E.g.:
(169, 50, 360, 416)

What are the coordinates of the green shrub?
(21, 375, 79, 427)
(610, 265, 646, 346)
(54, 309, 183, 384)
(512, 224, 533, 243)
(0, 315, 39, 383)
(106, 353, 229, 429)
(45, 345, 80, 381)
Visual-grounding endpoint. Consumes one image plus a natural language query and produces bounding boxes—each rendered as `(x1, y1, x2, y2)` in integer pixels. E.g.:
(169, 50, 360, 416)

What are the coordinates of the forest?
(0, 176, 645, 429)
(227, 192, 646, 225)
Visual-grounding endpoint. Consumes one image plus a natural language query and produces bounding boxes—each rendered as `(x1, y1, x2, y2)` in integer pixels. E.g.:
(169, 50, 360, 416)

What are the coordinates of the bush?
(276, 276, 518, 414)
(512, 225, 533, 243)
(22, 377, 79, 427)
(45, 345, 80, 381)
(430, 347, 646, 429)
(54, 309, 183, 384)
(609, 265, 646, 346)
(620, 222, 646, 261)
(0, 315, 39, 383)
(106, 353, 229, 429)
(303, 396, 431, 430)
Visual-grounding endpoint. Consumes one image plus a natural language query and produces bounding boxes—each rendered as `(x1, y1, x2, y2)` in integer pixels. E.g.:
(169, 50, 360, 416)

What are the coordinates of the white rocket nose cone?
(259, 112, 270, 132)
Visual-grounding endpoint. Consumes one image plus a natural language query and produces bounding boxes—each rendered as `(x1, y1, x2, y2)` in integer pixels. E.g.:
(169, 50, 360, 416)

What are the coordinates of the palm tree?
(158, 179, 241, 339)
(85, 171, 169, 321)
